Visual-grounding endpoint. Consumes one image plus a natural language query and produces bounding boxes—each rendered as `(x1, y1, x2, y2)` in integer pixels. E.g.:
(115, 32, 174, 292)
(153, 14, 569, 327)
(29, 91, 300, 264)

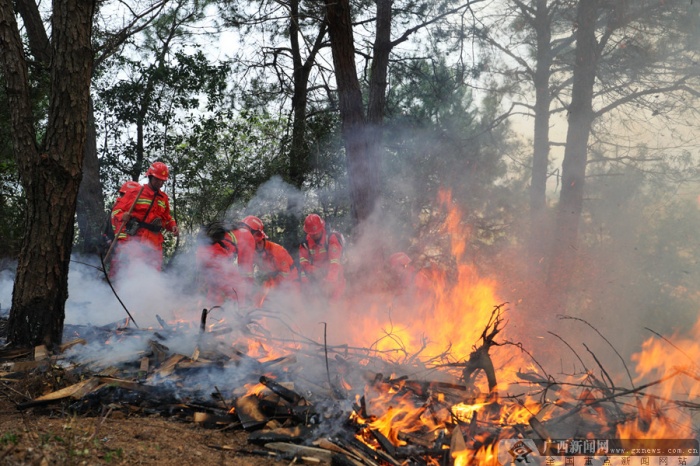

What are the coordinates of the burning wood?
(1, 307, 698, 466)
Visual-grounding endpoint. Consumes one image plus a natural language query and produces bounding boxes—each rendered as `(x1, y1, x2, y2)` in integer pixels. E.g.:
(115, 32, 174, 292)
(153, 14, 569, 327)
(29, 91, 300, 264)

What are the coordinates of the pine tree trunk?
(528, 0, 554, 275)
(76, 98, 106, 255)
(0, 0, 95, 349)
(547, 0, 600, 300)
(325, 0, 380, 225)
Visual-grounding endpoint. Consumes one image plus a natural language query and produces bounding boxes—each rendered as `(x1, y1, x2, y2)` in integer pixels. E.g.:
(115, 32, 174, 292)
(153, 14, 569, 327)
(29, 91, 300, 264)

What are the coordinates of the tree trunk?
(367, 0, 391, 126)
(289, 0, 311, 190)
(15, 0, 105, 258)
(76, 97, 106, 255)
(284, 1, 329, 251)
(14, 0, 50, 64)
(547, 0, 600, 299)
(527, 0, 553, 274)
(324, 0, 381, 225)
(0, 0, 95, 349)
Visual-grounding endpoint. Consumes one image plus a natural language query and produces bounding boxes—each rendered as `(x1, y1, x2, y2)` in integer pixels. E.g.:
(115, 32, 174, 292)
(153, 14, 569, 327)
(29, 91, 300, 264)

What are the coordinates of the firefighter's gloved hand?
(171, 225, 179, 236)
(122, 212, 130, 223)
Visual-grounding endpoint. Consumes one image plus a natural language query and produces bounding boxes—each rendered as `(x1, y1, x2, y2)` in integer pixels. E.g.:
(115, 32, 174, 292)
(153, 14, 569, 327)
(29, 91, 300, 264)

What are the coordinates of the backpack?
(301, 231, 346, 265)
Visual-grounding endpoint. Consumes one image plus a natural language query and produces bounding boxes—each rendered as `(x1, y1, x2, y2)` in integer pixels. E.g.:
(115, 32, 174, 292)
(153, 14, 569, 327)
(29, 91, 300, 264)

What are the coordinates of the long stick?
(103, 184, 145, 265)
(98, 253, 140, 328)
(322, 321, 337, 399)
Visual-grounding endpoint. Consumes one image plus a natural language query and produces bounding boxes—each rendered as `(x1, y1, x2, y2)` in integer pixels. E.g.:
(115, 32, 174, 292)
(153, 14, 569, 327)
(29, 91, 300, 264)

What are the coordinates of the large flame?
(156, 191, 700, 460)
(348, 191, 527, 389)
(341, 191, 700, 460)
(621, 319, 700, 439)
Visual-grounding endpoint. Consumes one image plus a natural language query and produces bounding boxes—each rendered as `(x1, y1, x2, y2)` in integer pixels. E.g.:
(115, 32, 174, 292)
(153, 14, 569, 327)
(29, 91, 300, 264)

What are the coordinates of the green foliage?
(170, 109, 288, 230)
(93, 0, 347, 258)
(0, 432, 19, 445)
(95, 48, 231, 190)
(104, 447, 124, 462)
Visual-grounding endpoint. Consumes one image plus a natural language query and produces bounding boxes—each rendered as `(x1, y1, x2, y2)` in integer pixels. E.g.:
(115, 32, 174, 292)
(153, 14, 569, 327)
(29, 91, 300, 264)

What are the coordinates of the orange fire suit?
(109, 181, 177, 279)
(253, 240, 297, 306)
(299, 230, 345, 299)
(224, 227, 256, 307)
(196, 240, 239, 305)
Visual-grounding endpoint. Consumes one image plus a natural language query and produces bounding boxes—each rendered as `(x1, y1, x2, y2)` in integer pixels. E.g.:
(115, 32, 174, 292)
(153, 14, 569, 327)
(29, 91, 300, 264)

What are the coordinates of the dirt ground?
(0, 372, 276, 466)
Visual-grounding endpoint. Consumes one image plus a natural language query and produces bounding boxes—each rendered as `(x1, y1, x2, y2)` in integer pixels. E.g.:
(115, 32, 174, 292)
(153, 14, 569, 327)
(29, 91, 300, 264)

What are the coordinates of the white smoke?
(0, 268, 14, 316)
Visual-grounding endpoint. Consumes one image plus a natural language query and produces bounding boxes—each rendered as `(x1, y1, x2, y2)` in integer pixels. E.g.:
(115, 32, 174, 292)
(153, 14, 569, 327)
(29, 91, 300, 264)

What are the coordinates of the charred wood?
(193, 411, 238, 427)
(155, 314, 171, 331)
(331, 453, 365, 466)
(248, 448, 324, 464)
(235, 394, 269, 431)
(528, 416, 552, 440)
(17, 378, 101, 410)
(260, 375, 305, 405)
(370, 429, 396, 458)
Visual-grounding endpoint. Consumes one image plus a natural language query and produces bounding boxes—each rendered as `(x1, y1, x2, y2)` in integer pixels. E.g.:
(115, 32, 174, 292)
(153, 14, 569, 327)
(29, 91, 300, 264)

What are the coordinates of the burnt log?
(260, 375, 305, 405)
(235, 395, 269, 431)
(370, 429, 396, 458)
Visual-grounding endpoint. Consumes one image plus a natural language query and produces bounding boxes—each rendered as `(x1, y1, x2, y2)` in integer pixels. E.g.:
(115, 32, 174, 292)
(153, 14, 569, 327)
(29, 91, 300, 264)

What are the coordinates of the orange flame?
(621, 320, 700, 439)
(350, 190, 528, 391)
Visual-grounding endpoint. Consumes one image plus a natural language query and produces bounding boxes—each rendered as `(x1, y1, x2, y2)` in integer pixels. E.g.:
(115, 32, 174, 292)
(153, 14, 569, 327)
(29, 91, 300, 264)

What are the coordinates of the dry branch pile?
(0, 308, 697, 466)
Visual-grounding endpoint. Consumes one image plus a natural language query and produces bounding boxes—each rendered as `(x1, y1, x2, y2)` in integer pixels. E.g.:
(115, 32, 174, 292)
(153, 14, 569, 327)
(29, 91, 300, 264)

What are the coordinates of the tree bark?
(288, 0, 323, 190)
(76, 98, 106, 255)
(0, 0, 95, 349)
(14, 0, 50, 64)
(547, 0, 600, 299)
(15, 0, 104, 257)
(284, 1, 328, 251)
(527, 0, 553, 272)
(324, 0, 381, 225)
(367, 0, 391, 126)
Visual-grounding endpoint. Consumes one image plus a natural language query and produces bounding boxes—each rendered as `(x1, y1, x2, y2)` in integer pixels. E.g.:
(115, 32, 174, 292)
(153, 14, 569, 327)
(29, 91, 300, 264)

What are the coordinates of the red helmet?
(146, 161, 169, 181)
(389, 252, 412, 269)
(303, 214, 325, 235)
(242, 215, 268, 239)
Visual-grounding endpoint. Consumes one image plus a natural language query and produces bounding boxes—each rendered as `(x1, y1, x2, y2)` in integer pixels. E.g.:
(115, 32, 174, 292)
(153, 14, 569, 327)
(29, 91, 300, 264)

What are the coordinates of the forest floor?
(0, 359, 275, 466)
(0, 387, 273, 465)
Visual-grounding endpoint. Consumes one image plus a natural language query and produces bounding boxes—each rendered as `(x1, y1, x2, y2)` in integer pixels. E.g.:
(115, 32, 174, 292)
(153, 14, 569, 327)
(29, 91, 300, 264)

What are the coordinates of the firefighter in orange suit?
(242, 215, 297, 306)
(224, 222, 256, 308)
(298, 213, 345, 299)
(109, 161, 179, 279)
(196, 221, 239, 305)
